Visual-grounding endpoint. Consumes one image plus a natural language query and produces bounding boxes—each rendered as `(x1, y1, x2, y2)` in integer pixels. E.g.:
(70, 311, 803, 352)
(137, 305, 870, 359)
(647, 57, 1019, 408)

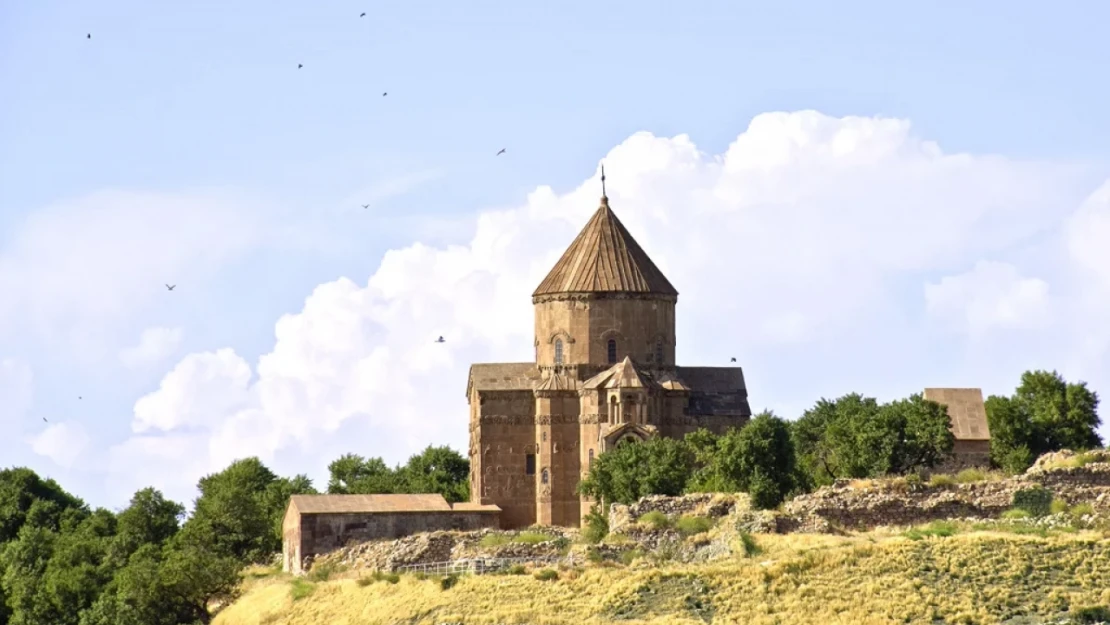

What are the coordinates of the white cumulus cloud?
(107, 111, 1110, 504)
(119, 326, 185, 369)
(925, 261, 1052, 337)
(30, 422, 91, 469)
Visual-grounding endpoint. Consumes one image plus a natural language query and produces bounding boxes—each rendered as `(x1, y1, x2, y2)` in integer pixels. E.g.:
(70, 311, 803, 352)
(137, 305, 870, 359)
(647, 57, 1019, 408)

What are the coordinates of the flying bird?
(43, 417, 48, 422)
(87, 34, 91, 39)
(730, 357, 736, 362)
(360, 12, 366, 17)
(496, 148, 506, 156)
(166, 284, 176, 291)
(298, 63, 303, 69)
(382, 92, 387, 97)
(361, 204, 370, 209)
(435, 336, 445, 343)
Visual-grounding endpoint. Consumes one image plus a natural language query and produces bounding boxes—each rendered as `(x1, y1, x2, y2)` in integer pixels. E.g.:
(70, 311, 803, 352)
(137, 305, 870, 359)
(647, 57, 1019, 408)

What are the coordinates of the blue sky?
(2, 1, 1110, 510)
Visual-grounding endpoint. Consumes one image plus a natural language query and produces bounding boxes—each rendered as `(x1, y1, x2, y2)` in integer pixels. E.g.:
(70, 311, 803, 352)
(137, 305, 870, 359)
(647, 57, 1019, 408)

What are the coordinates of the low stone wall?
(783, 459, 1110, 532)
(608, 493, 742, 532)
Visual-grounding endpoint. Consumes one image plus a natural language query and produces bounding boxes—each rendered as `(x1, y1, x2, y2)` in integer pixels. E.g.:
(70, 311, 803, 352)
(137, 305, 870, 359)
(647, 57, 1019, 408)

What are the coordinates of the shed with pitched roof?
(924, 387, 992, 469)
(281, 494, 500, 574)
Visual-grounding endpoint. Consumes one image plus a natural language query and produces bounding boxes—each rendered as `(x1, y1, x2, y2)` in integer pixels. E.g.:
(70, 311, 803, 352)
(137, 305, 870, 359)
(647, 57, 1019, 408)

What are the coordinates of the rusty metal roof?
(289, 494, 452, 514)
(532, 197, 678, 297)
(924, 388, 991, 441)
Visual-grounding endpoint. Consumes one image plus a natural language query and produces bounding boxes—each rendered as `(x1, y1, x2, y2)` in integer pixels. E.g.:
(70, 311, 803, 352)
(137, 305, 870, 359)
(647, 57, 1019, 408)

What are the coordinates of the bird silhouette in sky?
(496, 148, 506, 156)
(42, 417, 48, 422)
(382, 92, 387, 97)
(166, 284, 176, 291)
(361, 204, 370, 209)
(360, 12, 366, 17)
(730, 357, 736, 362)
(435, 336, 445, 343)
(298, 64, 303, 69)
(87, 34, 91, 39)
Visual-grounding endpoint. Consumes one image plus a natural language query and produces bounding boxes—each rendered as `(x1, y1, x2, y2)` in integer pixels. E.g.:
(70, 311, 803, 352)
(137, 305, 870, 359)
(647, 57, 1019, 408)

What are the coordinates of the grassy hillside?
(214, 530, 1110, 625)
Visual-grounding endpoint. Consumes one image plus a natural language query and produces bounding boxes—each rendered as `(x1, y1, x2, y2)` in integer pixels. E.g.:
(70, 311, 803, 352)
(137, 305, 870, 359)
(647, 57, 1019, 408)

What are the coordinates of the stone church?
(465, 189, 753, 529)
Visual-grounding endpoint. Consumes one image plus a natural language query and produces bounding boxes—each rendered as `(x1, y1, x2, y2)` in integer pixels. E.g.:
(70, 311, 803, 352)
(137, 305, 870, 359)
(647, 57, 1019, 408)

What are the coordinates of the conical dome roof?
(532, 196, 678, 298)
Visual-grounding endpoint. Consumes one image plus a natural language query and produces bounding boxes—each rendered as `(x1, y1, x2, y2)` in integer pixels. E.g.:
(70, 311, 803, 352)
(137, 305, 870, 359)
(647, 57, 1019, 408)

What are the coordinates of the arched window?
(541, 468, 549, 484)
(554, 339, 564, 365)
(607, 338, 617, 364)
(654, 338, 664, 364)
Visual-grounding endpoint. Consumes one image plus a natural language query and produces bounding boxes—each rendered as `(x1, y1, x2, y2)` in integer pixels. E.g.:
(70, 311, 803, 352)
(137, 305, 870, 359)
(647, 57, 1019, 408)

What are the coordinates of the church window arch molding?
(547, 331, 572, 365)
(554, 339, 564, 365)
(541, 468, 549, 484)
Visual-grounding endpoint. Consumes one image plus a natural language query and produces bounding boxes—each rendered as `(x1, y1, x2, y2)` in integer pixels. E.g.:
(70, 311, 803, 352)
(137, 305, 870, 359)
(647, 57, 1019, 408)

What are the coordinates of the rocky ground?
(306, 449, 1110, 576)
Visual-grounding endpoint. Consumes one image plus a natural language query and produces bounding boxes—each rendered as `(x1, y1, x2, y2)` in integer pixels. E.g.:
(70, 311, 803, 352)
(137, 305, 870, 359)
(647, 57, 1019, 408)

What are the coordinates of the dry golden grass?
(214, 531, 1110, 625)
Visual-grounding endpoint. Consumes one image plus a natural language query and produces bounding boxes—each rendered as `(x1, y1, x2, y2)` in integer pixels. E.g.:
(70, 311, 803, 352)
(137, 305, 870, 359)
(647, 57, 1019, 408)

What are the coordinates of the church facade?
(465, 191, 753, 528)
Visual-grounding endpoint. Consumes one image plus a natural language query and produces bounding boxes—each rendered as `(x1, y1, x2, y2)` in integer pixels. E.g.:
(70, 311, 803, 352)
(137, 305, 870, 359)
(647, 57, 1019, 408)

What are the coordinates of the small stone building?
(281, 494, 500, 574)
(466, 190, 752, 530)
(924, 387, 992, 469)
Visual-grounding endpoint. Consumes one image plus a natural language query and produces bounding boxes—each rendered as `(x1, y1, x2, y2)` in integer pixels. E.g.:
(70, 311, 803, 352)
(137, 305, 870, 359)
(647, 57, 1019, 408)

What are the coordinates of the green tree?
(327, 454, 399, 494)
(577, 437, 695, 506)
(708, 412, 798, 509)
(183, 457, 314, 564)
(108, 488, 184, 567)
(396, 446, 470, 503)
(0, 467, 86, 542)
(793, 393, 954, 486)
(986, 370, 1103, 473)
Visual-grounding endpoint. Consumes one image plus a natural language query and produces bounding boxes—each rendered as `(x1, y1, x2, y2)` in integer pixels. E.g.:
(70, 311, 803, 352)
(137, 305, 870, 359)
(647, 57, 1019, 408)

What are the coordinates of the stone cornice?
(532, 292, 678, 305)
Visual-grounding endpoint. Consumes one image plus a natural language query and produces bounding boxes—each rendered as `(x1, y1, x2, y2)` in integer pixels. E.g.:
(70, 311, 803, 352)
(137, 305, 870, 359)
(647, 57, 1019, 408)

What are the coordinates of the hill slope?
(214, 531, 1110, 625)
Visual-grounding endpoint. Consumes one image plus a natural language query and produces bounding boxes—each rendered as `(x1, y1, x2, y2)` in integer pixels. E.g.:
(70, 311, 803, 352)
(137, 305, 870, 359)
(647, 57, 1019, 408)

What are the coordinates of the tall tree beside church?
(327, 454, 399, 494)
(986, 370, 1102, 473)
(693, 412, 800, 509)
(396, 446, 470, 503)
(577, 437, 695, 506)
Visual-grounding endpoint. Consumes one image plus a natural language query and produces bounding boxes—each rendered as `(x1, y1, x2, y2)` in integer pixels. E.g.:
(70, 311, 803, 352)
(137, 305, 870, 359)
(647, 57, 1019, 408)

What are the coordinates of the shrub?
(904, 473, 923, 489)
(1070, 502, 1095, 518)
(1051, 498, 1070, 515)
(514, 532, 553, 544)
(585, 548, 603, 563)
(306, 561, 344, 582)
(479, 534, 511, 547)
(675, 515, 714, 536)
(439, 574, 459, 590)
(582, 508, 609, 544)
(620, 549, 645, 565)
(955, 468, 988, 483)
(638, 511, 672, 530)
(413, 572, 427, 581)
(533, 568, 559, 581)
(289, 579, 315, 601)
(1012, 486, 1054, 517)
(738, 531, 762, 558)
(1072, 605, 1110, 624)
(356, 576, 373, 587)
(1001, 509, 1031, 520)
(507, 564, 526, 575)
(928, 474, 956, 488)
(904, 521, 958, 541)
(373, 571, 400, 584)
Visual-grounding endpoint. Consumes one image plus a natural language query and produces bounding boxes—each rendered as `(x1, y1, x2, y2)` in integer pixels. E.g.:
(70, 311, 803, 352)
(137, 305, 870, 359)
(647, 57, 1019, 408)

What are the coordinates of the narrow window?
(541, 468, 549, 484)
(541, 432, 547, 442)
(525, 454, 536, 475)
(607, 338, 617, 364)
(588, 449, 594, 470)
(554, 339, 564, 365)
(654, 338, 664, 364)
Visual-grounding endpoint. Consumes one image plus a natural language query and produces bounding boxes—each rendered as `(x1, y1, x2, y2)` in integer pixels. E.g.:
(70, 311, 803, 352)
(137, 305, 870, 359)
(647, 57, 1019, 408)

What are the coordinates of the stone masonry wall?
(292, 511, 499, 574)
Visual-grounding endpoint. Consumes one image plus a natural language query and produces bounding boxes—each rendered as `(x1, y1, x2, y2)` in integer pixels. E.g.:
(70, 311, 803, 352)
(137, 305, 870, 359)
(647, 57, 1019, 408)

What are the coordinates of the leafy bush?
(620, 549, 645, 565)
(1072, 605, 1110, 624)
(904, 473, 923, 489)
(306, 560, 343, 582)
(1001, 509, 1031, 520)
(581, 508, 609, 544)
(356, 577, 373, 587)
(289, 579, 315, 601)
(903, 521, 958, 541)
(507, 564, 526, 575)
(738, 531, 762, 557)
(1012, 486, 1054, 517)
(514, 532, 553, 544)
(479, 534, 510, 547)
(1070, 503, 1095, 518)
(1051, 498, 1070, 515)
(439, 574, 459, 590)
(928, 474, 956, 488)
(533, 568, 559, 581)
(955, 468, 988, 483)
(675, 515, 714, 536)
(638, 511, 672, 530)
(585, 548, 603, 563)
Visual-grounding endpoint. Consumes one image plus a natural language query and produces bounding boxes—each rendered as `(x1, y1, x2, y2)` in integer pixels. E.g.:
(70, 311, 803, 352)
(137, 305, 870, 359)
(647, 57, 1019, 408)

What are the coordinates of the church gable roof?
(466, 363, 539, 396)
(533, 197, 678, 297)
(582, 356, 660, 390)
